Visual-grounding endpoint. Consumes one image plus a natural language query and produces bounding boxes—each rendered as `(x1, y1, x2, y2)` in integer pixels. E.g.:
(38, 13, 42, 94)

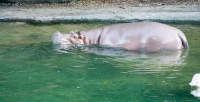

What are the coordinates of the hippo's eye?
(73, 35, 77, 39)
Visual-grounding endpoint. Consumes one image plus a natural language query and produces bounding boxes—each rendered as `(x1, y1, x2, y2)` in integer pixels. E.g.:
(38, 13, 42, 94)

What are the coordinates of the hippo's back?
(100, 22, 187, 52)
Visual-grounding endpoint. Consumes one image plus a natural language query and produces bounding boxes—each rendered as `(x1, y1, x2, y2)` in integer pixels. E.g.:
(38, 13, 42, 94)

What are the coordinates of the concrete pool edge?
(0, 3, 200, 23)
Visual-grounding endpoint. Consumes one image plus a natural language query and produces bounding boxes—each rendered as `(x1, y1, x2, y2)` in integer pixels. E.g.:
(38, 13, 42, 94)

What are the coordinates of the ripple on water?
(53, 44, 188, 75)
(1, 22, 200, 101)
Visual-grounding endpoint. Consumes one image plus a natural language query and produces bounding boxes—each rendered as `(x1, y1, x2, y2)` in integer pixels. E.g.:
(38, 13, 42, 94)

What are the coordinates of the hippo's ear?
(70, 31, 76, 35)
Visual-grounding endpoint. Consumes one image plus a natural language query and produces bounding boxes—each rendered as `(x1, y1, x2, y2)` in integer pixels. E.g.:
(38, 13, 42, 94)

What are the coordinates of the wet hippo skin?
(52, 22, 188, 52)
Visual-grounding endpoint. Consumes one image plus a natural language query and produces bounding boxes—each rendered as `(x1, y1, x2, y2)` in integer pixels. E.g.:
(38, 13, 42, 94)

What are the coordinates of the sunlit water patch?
(0, 22, 200, 101)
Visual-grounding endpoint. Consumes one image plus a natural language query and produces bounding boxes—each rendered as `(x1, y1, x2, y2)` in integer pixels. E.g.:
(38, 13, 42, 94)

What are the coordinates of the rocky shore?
(0, 2, 200, 23)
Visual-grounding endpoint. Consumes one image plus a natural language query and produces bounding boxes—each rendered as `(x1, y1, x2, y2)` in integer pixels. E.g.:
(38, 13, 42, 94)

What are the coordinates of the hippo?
(52, 22, 188, 52)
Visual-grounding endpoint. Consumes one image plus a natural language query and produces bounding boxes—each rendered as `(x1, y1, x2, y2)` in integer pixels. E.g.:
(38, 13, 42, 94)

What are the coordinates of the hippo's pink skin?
(52, 22, 188, 52)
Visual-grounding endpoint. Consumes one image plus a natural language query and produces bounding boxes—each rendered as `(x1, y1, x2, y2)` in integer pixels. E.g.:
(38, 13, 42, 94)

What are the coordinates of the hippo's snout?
(52, 31, 61, 44)
(52, 31, 71, 44)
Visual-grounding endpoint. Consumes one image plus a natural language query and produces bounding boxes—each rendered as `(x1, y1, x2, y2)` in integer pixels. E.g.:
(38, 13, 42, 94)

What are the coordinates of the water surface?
(0, 22, 200, 101)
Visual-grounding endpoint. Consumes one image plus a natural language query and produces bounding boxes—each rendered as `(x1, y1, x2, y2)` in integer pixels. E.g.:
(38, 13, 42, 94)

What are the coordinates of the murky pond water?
(0, 22, 200, 101)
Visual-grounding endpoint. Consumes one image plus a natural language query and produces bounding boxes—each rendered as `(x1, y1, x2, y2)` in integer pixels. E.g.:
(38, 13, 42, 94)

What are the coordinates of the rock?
(189, 73, 200, 87)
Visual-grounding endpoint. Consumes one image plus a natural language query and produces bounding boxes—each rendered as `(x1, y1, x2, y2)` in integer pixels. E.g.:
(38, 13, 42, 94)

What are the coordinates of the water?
(0, 22, 200, 102)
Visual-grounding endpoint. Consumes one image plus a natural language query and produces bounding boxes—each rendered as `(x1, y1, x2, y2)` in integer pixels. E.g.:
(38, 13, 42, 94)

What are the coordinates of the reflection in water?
(191, 87, 200, 98)
(53, 44, 188, 70)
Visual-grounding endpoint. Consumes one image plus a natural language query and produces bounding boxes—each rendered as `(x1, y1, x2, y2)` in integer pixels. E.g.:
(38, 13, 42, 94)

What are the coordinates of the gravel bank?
(0, 3, 200, 23)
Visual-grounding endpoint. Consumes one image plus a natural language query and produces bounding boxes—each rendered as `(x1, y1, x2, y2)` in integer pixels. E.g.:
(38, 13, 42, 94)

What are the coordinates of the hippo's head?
(52, 31, 85, 45)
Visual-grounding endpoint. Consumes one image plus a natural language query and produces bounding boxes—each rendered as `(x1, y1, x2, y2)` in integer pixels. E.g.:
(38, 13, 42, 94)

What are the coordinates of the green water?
(0, 22, 200, 102)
